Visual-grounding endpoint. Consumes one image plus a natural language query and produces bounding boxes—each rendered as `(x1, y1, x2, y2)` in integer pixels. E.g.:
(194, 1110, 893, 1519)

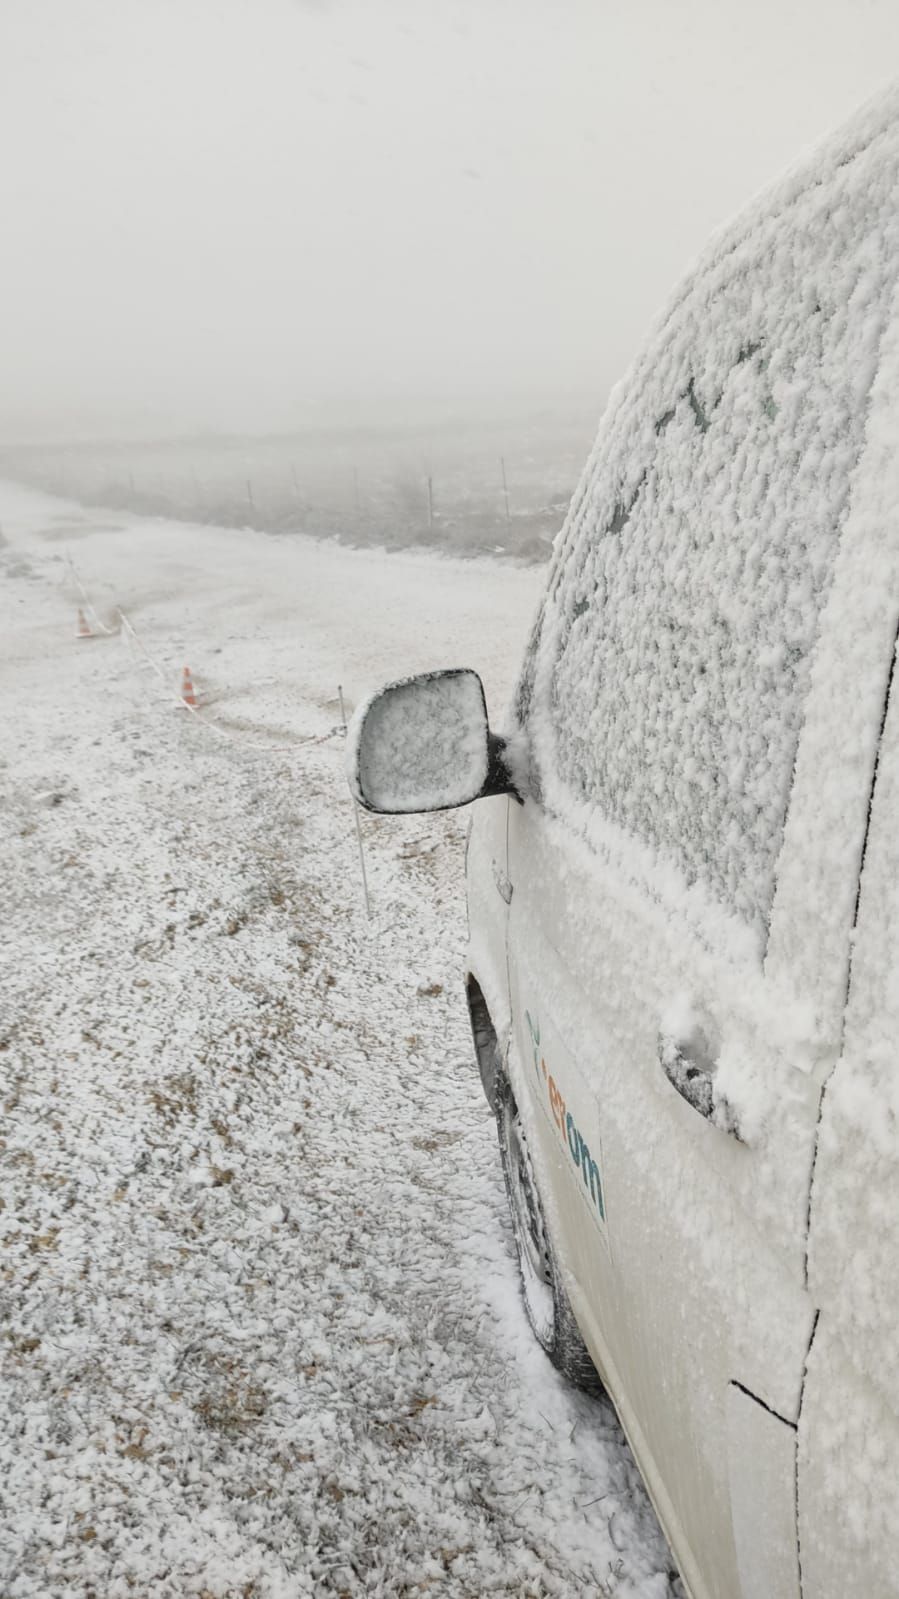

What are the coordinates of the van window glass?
(545, 130, 899, 934)
(515, 602, 544, 728)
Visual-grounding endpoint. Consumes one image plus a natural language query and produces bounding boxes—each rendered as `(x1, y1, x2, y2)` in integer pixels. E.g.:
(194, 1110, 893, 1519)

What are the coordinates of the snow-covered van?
(347, 87, 899, 1599)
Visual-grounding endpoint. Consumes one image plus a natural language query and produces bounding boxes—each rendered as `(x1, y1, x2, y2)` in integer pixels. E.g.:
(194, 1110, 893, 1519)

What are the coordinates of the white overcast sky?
(3, 0, 899, 441)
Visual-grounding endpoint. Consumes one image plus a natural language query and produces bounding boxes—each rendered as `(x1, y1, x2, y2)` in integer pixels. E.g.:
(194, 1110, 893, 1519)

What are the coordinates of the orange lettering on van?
(548, 1077, 565, 1131)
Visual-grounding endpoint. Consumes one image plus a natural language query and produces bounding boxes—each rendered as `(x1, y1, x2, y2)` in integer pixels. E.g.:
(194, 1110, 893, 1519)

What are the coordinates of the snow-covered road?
(1, 484, 678, 1597)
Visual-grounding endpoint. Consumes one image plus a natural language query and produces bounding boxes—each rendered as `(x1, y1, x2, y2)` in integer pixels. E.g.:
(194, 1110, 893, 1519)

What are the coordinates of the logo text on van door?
(525, 1011, 605, 1226)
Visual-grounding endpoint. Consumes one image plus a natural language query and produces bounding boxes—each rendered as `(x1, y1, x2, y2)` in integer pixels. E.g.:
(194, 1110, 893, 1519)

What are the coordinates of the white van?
(347, 86, 899, 1599)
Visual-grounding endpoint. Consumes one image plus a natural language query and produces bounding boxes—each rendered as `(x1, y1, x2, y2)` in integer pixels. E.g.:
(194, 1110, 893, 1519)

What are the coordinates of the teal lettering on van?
(525, 1009, 541, 1077)
(526, 1012, 606, 1228)
(572, 1125, 605, 1221)
(559, 1100, 605, 1224)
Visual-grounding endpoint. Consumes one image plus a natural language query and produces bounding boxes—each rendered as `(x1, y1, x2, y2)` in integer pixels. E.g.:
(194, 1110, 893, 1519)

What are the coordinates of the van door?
(505, 111, 899, 1599)
(506, 808, 820, 1599)
(799, 613, 899, 1589)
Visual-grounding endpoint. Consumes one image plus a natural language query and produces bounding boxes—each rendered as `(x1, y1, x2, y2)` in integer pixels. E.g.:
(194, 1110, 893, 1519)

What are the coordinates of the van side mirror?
(346, 668, 518, 814)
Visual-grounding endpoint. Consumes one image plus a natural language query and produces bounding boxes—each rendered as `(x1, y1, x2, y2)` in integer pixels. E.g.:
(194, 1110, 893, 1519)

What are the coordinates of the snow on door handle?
(657, 1008, 743, 1142)
(491, 858, 513, 904)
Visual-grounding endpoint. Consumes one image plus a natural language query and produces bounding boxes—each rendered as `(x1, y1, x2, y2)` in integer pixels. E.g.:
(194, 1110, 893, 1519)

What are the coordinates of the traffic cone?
(180, 666, 198, 708)
(76, 607, 93, 640)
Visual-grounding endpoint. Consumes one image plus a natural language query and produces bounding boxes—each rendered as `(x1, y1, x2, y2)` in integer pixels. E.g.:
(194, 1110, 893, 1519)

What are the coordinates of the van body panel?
(766, 271, 899, 1037)
(725, 1384, 800, 1599)
(801, 385, 899, 1593)
(797, 1326, 899, 1599)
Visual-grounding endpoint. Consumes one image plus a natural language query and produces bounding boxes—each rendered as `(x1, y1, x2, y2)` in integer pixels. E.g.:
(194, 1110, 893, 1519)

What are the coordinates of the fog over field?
(5, 1, 899, 505)
(0, 412, 592, 563)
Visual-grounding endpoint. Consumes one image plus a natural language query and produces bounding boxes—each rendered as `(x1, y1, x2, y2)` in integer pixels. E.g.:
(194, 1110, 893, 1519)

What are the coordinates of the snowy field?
(1, 482, 678, 1598)
(0, 414, 592, 564)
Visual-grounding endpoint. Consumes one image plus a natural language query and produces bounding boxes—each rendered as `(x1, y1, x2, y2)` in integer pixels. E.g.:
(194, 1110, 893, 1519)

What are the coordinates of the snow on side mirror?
(346, 668, 516, 814)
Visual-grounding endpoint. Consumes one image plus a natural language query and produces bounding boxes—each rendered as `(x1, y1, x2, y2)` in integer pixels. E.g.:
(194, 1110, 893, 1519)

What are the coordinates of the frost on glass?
(350, 669, 489, 812)
(534, 113, 899, 935)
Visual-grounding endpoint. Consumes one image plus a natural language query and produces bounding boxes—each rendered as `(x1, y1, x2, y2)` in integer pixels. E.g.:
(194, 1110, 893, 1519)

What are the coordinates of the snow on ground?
(0, 482, 678, 1598)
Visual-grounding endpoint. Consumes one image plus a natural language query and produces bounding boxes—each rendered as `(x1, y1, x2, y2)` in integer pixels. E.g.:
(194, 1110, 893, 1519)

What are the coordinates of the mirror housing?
(346, 668, 518, 814)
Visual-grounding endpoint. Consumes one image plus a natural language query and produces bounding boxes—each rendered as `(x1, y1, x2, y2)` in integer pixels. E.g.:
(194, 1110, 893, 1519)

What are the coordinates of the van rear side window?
(543, 128, 899, 936)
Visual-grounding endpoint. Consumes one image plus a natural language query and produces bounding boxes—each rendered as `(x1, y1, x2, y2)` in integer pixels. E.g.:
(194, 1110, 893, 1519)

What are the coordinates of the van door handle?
(492, 859, 513, 904)
(658, 1023, 743, 1141)
(658, 1034, 715, 1117)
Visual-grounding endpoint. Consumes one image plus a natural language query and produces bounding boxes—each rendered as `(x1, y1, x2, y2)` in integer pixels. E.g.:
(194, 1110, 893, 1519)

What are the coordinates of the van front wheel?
(495, 1068, 603, 1396)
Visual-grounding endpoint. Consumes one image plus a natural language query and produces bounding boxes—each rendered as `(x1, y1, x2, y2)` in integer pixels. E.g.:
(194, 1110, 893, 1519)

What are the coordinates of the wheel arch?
(465, 973, 501, 1112)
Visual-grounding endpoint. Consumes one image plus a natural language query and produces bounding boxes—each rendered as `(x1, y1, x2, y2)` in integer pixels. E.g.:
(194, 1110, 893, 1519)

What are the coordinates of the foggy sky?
(3, 0, 899, 442)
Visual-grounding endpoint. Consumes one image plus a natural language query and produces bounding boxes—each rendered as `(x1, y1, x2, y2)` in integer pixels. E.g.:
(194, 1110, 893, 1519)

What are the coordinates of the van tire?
(495, 1066, 604, 1396)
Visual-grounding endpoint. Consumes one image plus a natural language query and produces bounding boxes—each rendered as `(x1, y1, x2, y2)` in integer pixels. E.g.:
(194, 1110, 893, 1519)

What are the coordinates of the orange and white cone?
(180, 666, 198, 708)
(76, 607, 93, 640)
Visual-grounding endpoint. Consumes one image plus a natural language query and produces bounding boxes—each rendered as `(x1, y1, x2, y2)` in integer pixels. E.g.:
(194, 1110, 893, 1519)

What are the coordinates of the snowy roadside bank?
(1, 484, 677, 1597)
